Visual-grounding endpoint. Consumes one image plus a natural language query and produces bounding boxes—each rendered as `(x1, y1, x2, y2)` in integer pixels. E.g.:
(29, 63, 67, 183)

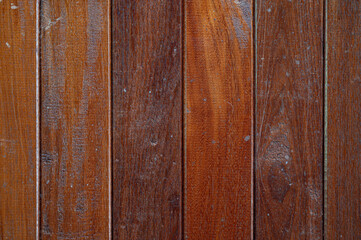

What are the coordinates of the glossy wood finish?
(326, 1, 361, 238)
(0, 1, 37, 239)
(40, 0, 110, 238)
(112, 1, 182, 239)
(185, 0, 253, 238)
(256, 0, 324, 239)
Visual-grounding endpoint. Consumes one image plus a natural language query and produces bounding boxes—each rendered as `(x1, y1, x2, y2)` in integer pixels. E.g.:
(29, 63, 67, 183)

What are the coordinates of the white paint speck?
(295, 60, 300, 65)
(149, 90, 152, 94)
(6, 42, 10, 48)
(267, 8, 271, 12)
(244, 135, 250, 141)
(285, 155, 290, 160)
(286, 72, 290, 77)
(10, 3, 18, 9)
(123, 88, 127, 92)
(203, 98, 207, 102)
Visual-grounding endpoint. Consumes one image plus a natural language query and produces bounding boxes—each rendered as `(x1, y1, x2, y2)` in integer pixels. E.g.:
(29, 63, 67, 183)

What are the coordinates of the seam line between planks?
(182, 0, 187, 239)
(36, 0, 41, 239)
(108, 0, 112, 239)
(253, 0, 257, 239)
(323, 0, 328, 239)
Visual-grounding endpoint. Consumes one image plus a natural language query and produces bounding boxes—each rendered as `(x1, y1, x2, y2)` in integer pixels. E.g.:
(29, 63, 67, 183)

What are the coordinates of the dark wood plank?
(256, 0, 324, 239)
(0, 1, 37, 239)
(185, 0, 253, 238)
(40, 0, 110, 238)
(326, 1, 361, 238)
(112, 1, 182, 239)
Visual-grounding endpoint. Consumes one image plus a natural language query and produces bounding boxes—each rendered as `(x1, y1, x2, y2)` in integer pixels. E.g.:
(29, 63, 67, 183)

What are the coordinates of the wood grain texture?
(185, 0, 253, 238)
(112, 1, 182, 239)
(0, 0, 37, 239)
(40, 0, 110, 238)
(256, 0, 324, 239)
(326, 1, 361, 239)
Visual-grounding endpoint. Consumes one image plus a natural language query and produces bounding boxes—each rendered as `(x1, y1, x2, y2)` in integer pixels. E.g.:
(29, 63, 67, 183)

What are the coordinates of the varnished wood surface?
(326, 0, 361, 239)
(112, 0, 182, 239)
(185, 0, 253, 238)
(0, 0, 37, 239)
(40, 0, 110, 238)
(2, 1, 361, 239)
(256, 0, 324, 239)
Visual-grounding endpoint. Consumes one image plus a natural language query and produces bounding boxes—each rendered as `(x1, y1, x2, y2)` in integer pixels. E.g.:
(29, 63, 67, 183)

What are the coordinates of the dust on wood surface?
(40, 0, 110, 238)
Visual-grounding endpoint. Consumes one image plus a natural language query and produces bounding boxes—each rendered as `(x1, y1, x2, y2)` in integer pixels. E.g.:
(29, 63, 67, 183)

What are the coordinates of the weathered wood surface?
(40, 0, 110, 238)
(112, 0, 182, 239)
(0, 1, 37, 239)
(326, 0, 361, 239)
(185, 0, 253, 238)
(256, 0, 324, 239)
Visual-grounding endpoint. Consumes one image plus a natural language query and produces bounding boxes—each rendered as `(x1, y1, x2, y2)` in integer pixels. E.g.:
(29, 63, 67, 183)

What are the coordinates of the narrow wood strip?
(40, 0, 110, 238)
(185, 0, 253, 238)
(326, 0, 361, 238)
(0, 1, 37, 238)
(112, 1, 182, 239)
(256, 0, 324, 238)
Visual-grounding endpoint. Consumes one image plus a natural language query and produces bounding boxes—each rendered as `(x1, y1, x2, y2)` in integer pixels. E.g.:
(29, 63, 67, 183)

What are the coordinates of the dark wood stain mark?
(327, 0, 361, 238)
(256, 0, 324, 239)
(112, 0, 182, 239)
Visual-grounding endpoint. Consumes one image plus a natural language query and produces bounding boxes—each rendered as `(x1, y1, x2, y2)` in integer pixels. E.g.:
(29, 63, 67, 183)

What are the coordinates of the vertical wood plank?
(327, 1, 361, 238)
(185, 0, 253, 238)
(40, 0, 110, 238)
(0, 0, 37, 239)
(112, 1, 182, 239)
(256, 0, 323, 239)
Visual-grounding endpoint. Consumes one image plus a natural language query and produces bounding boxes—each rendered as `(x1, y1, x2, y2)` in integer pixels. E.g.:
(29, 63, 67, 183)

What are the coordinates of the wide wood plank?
(326, 1, 361, 238)
(256, 0, 324, 239)
(40, 0, 110, 238)
(0, 1, 37, 239)
(112, 1, 182, 239)
(185, 0, 253, 238)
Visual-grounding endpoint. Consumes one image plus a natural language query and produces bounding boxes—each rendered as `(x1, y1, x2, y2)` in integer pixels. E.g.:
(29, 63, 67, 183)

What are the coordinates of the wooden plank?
(185, 0, 253, 238)
(40, 0, 110, 238)
(112, 1, 182, 239)
(0, 0, 37, 239)
(326, 1, 361, 238)
(256, 0, 324, 239)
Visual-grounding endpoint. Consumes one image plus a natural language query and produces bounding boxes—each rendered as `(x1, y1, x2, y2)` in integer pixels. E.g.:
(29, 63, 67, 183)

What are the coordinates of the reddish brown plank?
(185, 0, 253, 238)
(326, 1, 361, 238)
(0, 1, 37, 239)
(256, 0, 324, 239)
(112, 0, 182, 239)
(40, 0, 110, 238)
